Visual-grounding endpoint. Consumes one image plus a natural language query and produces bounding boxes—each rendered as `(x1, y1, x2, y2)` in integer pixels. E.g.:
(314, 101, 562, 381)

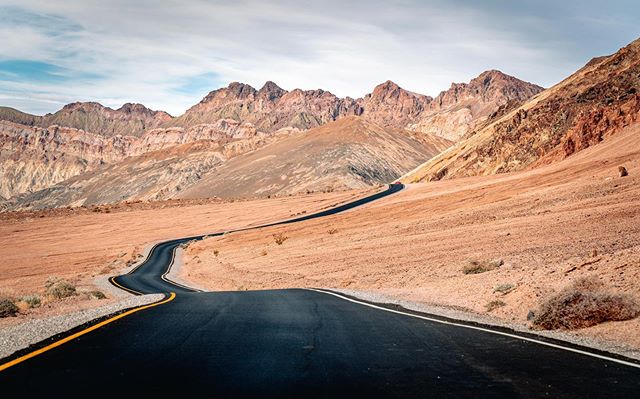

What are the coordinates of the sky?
(0, 0, 638, 116)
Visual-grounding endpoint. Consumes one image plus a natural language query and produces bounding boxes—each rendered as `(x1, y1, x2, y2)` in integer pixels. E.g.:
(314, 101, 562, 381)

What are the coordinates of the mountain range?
(3, 37, 639, 210)
(403, 38, 640, 182)
(0, 69, 541, 207)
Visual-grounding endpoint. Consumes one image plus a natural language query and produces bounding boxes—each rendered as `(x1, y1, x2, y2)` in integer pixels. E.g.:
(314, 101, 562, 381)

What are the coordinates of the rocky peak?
(118, 102, 153, 115)
(257, 81, 286, 101)
(475, 69, 509, 83)
(433, 70, 543, 109)
(360, 81, 431, 128)
(199, 82, 257, 105)
(369, 80, 401, 100)
(60, 102, 107, 113)
(117, 103, 173, 120)
(226, 82, 257, 98)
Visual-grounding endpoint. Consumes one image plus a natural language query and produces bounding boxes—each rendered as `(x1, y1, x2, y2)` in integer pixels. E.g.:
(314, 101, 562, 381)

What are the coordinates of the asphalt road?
(2, 184, 639, 397)
(114, 183, 404, 295)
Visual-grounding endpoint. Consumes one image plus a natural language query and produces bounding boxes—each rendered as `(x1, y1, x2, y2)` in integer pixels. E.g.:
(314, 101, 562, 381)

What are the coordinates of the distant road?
(1, 183, 639, 397)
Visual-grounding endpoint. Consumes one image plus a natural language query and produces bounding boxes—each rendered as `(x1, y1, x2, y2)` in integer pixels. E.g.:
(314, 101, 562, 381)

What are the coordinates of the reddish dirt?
(0, 189, 373, 327)
(182, 123, 640, 351)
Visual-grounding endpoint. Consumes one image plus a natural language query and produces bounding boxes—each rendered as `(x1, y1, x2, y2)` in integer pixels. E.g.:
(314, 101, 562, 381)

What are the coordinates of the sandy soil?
(182, 124, 640, 353)
(0, 188, 374, 328)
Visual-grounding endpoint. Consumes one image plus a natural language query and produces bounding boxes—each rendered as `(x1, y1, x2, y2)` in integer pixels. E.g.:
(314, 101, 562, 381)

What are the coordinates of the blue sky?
(0, 0, 638, 115)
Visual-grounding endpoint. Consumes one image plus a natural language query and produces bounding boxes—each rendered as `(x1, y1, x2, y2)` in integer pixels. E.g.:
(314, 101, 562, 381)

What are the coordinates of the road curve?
(113, 183, 404, 295)
(1, 183, 640, 397)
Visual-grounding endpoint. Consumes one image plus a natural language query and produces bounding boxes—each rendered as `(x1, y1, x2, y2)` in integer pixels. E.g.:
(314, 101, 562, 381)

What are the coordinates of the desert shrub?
(86, 290, 106, 300)
(463, 258, 503, 275)
(45, 277, 77, 299)
(0, 298, 19, 317)
(532, 277, 640, 330)
(260, 249, 268, 256)
(125, 252, 143, 267)
(485, 300, 506, 312)
(273, 233, 288, 245)
(494, 283, 515, 294)
(20, 294, 41, 308)
(327, 228, 338, 235)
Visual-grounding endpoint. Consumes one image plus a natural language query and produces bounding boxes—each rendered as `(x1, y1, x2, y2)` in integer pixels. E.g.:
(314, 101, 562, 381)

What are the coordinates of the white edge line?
(161, 243, 203, 293)
(305, 288, 640, 370)
(156, 185, 398, 293)
(114, 185, 394, 295)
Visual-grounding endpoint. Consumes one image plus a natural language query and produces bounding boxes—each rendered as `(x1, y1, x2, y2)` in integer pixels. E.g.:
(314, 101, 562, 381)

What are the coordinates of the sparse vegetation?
(86, 290, 107, 300)
(532, 277, 640, 330)
(20, 294, 41, 308)
(213, 249, 219, 257)
(485, 300, 506, 312)
(273, 233, 288, 245)
(125, 250, 144, 267)
(260, 249, 268, 256)
(0, 297, 19, 317)
(45, 277, 77, 299)
(463, 258, 503, 275)
(327, 228, 338, 235)
(494, 283, 515, 294)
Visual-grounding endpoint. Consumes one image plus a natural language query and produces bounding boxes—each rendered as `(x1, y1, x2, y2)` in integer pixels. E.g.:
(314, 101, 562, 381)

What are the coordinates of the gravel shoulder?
(1, 242, 164, 361)
(332, 288, 640, 362)
(164, 247, 209, 292)
(0, 293, 163, 359)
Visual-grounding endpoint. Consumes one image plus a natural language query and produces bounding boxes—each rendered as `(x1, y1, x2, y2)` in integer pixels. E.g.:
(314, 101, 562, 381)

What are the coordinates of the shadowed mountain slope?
(179, 116, 451, 199)
(403, 38, 640, 183)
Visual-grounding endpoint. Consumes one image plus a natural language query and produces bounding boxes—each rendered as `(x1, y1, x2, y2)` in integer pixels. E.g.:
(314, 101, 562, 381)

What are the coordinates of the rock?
(619, 165, 629, 177)
(526, 310, 536, 321)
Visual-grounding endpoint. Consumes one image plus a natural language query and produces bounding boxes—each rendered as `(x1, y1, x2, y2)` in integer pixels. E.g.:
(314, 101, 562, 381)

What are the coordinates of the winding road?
(1, 184, 639, 398)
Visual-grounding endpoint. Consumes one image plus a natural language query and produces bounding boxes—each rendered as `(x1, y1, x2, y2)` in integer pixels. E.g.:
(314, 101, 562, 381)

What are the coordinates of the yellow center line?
(0, 292, 176, 373)
(109, 276, 143, 295)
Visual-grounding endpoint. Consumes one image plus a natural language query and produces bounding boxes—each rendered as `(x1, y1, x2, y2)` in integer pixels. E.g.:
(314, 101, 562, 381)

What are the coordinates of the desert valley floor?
(2, 123, 639, 359)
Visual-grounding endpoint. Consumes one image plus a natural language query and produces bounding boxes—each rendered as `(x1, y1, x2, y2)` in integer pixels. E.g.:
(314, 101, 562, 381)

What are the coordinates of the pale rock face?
(0, 122, 133, 199)
(411, 109, 474, 142)
(407, 70, 544, 141)
(0, 119, 265, 200)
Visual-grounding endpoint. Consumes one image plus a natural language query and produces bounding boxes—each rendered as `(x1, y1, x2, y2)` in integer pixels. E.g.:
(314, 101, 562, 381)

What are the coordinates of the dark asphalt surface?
(2, 184, 640, 397)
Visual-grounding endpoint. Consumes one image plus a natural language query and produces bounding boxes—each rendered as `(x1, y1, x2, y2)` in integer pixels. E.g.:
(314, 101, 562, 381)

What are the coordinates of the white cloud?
(0, 0, 638, 115)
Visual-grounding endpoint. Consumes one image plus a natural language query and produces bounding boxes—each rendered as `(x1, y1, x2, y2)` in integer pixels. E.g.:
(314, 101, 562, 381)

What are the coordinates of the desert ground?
(180, 124, 640, 353)
(2, 123, 639, 355)
(0, 188, 373, 328)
